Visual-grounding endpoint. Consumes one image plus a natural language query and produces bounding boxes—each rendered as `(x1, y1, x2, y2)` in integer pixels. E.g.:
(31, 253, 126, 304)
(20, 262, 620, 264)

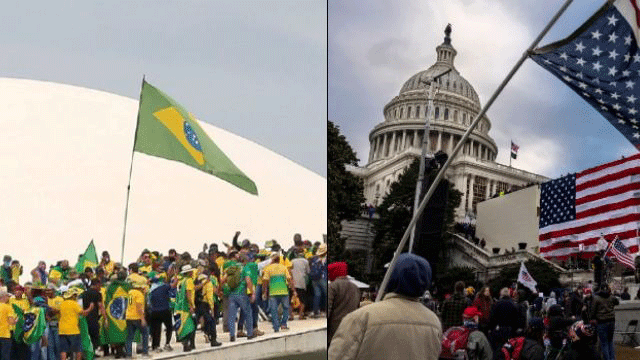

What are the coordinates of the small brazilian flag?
(12, 305, 46, 345)
(75, 240, 99, 273)
(134, 80, 258, 195)
(174, 279, 195, 341)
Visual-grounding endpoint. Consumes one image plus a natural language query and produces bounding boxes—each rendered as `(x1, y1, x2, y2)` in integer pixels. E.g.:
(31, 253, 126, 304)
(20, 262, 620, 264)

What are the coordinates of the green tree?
(328, 121, 365, 263)
(488, 259, 560, 297)
(370, 158, 462, 287)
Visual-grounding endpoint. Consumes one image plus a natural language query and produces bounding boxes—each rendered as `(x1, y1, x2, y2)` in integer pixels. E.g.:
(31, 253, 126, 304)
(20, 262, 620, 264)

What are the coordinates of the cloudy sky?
(329, 0, 637, 179)
(1, 0, 326, 176)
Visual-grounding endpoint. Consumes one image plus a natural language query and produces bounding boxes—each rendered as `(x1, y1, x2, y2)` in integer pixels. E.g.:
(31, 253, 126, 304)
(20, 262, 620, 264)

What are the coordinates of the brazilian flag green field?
(134, 80, 258, 195)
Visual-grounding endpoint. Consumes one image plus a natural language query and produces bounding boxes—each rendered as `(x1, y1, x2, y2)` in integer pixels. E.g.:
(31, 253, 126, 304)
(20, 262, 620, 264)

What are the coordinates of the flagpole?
(375, 0, 574, 302)
(509, 141, 512, 167)
(120, 75, 146, 265)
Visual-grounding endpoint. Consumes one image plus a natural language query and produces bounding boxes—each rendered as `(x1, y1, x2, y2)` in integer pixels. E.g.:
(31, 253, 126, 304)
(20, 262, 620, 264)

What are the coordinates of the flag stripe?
(540, 152, 640, 258)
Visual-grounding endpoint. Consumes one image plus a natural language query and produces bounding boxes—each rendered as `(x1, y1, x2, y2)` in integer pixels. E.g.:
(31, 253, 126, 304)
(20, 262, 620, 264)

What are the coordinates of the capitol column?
(401, 130, 407, 152)
(468, 174, 475, 213)
(437, 131, 442, 152)
(449, 134, 454, 155)
(486, 179, 492, 199)
(381, 133, 388, 158)
(390, 131, 396, 156)
(413, 130, 419, 149)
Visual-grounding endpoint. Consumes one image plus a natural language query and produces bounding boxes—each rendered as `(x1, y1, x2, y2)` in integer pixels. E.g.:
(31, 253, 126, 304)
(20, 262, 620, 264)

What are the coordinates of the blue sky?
(329, 0, 638, 179)
(0, 0, 326, 176)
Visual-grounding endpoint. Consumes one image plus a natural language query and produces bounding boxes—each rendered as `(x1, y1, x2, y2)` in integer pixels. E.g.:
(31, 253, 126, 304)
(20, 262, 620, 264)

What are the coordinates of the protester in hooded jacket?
(589, 284, 619, 360)
(489, 288, 520, 353)
(327, 262, 359, 345)
(518, 317, 545, 360)
(546, 304, 574, 360)
(328, 253, 442, 360)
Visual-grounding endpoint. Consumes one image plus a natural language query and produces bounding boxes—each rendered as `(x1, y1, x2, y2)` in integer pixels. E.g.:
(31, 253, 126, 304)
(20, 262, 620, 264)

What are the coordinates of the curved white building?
(0, 78, 326, 272)
(353, 28, 547, 219)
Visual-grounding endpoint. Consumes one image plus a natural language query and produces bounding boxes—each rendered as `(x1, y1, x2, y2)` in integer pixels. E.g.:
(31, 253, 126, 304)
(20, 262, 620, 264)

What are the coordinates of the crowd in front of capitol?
(0, 232, 328, 359)
(328, 253, 628, 360)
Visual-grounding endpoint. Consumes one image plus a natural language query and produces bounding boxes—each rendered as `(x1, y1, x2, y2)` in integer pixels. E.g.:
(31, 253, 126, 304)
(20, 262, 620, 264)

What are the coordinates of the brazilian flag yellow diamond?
(134, 80, 258, 195)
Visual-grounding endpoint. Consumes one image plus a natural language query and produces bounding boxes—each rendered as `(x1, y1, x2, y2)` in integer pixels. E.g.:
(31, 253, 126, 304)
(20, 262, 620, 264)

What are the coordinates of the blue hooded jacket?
(386, 253, 432, 298)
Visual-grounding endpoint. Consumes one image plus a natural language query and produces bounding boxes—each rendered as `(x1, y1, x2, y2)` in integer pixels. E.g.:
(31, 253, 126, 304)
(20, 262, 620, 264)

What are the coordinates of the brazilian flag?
(102, 280, 131, 344)
(134, 80, 258, 195)
(79, 317, 94, 360)
(12, 305, 46, 345)
(174, 279, 195, 341)
(75, 240, 99, 273)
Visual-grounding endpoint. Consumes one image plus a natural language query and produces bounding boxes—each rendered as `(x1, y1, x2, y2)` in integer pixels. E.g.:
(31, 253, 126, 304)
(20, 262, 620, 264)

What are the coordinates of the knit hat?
(328, 262, 348, 281)
(385, 253, 432, 298)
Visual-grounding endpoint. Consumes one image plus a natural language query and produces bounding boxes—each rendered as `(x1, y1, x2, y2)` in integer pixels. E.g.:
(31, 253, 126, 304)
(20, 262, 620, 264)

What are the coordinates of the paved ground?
(616, 344, 640, 360)
(97, 316, 327, 358)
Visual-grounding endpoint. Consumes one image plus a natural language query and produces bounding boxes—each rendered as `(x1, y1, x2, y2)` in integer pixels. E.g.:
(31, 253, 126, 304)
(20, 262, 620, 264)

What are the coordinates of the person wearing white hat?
(175, 264, 197, 352)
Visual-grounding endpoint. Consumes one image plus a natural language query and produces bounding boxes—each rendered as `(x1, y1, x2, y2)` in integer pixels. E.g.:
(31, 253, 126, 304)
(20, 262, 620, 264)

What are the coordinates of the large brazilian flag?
(174, 279, 195, 341)
(79, 317, 95, 360)
(134, 80, 258, 195)
(12, 305, 46, 345)
(102, 280, 131, 344)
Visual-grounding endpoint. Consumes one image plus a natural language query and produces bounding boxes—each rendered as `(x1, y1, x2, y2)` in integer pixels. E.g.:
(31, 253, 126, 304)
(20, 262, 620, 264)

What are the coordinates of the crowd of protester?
(0, 232, 328, 359)
(328, 252, 632, 360)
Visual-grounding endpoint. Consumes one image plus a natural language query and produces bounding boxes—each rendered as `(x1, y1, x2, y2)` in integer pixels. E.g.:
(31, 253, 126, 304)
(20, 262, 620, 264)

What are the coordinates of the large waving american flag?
(539, 153, 640, 259)
(530, 0, 640, 149)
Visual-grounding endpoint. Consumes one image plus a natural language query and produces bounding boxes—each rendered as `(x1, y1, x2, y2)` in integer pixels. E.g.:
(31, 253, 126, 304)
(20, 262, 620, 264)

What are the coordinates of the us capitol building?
(348, 27, 548, 220)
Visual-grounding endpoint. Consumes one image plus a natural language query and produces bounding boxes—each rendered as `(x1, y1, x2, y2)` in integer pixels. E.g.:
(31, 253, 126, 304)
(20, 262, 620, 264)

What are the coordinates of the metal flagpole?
(509, 140, 512, 167)
(120, 75, 146, 265)
(375, 0, 574, 302)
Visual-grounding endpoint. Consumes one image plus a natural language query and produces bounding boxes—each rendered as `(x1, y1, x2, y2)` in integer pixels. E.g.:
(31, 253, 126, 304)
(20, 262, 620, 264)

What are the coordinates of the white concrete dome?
(0, 78, 326, 274)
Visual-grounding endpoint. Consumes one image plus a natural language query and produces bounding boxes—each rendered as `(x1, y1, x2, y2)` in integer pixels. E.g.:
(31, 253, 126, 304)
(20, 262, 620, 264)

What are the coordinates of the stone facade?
(349, 27, 548, 220)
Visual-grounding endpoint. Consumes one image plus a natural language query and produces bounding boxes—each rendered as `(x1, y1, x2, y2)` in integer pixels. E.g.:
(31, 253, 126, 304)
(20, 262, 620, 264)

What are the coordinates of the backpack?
(309, 258, 324, 281)
(225, 265, 243, 291)
(501, 337, 526, 360)
(440, 326, 471, 359)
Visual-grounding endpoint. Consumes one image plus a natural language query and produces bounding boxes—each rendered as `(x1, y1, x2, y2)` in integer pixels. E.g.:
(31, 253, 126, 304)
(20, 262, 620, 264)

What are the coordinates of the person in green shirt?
(237, 256, 264, 337)
(221, 251, 256, 342)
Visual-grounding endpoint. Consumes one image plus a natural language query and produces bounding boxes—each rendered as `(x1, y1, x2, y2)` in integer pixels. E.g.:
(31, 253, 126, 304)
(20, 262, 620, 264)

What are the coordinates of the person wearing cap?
(262, 252, 294, 332)
(0, 289, 17, 360)
(309, 243, 327, 318)
(53, 288, 93, 360)
(329, 253, 442, 360)
(327, 262, 359, 345)
(175, 264, 197, 352)
(461, 306, 492, 360)
(125, 278, 150, 358)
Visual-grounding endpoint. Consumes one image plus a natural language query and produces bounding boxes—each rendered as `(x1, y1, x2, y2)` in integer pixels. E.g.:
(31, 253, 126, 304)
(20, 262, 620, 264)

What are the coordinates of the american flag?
(608, 237, 636, 269)
(530, 0, 640, 148)
(517, 262, 537, 292)
(511, 141, 519, 159)
(539, 153, 640, 258)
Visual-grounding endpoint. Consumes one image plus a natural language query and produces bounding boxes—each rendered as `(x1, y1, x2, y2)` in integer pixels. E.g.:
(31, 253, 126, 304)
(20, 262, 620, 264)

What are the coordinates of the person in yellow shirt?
(262, 253, 294, 332)
(125, 279, 149, 358)
(195, 273, 221, 347)
(45, 285, 64, 360)
(55, 288, 93, 360)
(174, 265, 197, 352)
(0, 290, 17, 360)
(138, 251, 153, 274)
(98, 251, 115, 277)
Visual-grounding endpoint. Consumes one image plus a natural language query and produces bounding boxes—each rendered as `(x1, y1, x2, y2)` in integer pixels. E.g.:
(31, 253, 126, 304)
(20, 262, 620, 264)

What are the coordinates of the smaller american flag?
(608, 237, 636, 269)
